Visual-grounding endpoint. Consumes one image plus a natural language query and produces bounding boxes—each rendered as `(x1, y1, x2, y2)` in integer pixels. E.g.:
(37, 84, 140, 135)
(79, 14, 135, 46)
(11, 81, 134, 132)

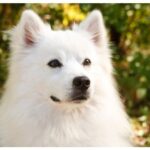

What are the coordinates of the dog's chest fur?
(0, 96, 130, 146)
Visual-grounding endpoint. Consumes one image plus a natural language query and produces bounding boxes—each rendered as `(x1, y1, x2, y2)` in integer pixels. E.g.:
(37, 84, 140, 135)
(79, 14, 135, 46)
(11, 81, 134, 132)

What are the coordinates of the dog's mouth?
(50, 94, 89, 104)
(71, 95, 89, 103)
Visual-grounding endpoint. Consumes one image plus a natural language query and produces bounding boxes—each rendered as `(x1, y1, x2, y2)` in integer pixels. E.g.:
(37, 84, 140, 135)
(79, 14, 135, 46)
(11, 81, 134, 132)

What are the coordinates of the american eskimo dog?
(0, 9, 132, 146)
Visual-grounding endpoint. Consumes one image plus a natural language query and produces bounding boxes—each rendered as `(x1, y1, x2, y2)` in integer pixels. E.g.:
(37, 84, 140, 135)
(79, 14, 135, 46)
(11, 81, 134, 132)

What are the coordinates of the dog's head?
(10, 10, 112, 106)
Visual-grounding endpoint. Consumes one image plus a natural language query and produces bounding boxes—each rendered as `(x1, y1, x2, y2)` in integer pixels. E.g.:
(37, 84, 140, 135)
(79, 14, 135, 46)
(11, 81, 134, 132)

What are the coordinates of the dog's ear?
(79, 10, 108, 47)
(18, 10, 45, 46)
(78, 10, 112, 73)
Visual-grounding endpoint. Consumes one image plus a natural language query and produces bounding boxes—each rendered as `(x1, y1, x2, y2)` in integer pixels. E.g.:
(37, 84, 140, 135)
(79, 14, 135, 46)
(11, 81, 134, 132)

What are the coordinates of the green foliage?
(0, 4, 150, 146)
(115, 52, 150, 116)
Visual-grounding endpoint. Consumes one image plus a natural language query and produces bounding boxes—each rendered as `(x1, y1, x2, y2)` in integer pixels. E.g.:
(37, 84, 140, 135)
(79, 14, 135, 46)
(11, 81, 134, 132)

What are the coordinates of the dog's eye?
(47, 59, 62, 68)
(83, 58, 91, 66)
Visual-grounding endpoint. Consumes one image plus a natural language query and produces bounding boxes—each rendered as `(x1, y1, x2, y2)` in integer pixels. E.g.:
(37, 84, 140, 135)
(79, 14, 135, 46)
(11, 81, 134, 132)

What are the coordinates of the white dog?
(0, 10, 132, 146)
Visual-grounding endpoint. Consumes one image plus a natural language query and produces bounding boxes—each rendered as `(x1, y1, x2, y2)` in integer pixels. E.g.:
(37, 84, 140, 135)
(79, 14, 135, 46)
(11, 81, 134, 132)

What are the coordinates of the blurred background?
(0, 4, 150, 146)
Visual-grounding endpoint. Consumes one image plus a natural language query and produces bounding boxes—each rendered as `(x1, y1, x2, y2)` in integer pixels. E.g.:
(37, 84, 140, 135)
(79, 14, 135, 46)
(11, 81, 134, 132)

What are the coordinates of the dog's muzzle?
(50, 76, 90, 104)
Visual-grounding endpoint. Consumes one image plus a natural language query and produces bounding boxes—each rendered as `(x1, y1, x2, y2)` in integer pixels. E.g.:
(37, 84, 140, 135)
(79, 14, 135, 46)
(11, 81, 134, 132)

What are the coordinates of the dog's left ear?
(79, 10, 108, 47)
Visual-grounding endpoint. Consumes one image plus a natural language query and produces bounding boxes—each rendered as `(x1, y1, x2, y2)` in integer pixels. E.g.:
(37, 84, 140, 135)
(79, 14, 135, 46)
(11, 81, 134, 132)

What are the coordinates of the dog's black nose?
(73, 76, 90, 90)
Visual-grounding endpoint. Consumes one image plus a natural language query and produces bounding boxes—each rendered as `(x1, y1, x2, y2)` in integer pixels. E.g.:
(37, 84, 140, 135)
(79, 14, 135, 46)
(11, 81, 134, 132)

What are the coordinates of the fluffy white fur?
(0, 10, 132, 146)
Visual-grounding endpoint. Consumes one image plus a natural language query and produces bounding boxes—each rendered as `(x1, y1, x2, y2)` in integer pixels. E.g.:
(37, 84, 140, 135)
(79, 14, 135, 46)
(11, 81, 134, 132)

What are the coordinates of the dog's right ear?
(17, 10, 45, 47)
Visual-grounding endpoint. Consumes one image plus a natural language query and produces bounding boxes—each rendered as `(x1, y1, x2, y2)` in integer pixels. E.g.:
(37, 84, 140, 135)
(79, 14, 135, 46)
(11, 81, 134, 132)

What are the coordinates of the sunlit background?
(0, 4, 150, 146)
